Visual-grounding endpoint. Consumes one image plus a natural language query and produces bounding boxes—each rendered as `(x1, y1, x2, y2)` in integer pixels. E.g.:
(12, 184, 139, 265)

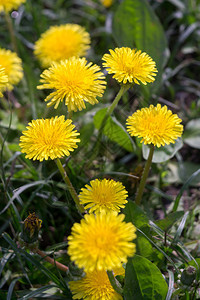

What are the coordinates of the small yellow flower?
(68, 211, 136, 272)
(100, 0, 113, 8)
(0, 0, 25, 13)
(102, 47, 157, 85)
(79, 178, 128, 213)
(0, 48, 23, 90)
(0, 67, 8, 97)
(19, 116, 80, 161)
(126, 104, 183, 147)
(34, 24, 91, 68)
(69, 269, 122, 300)
(38, 57, 106, 111)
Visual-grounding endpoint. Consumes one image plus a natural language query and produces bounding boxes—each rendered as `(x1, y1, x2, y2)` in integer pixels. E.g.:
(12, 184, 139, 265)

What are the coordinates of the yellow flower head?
(19, 116, 80, 161)
(102, 47, 157, 85)
(69, 269, 122, 300)
(34, 24, 91, 68)
(126, 104, 183, 148)
(68, 211, 136, 272)
(0, 48, 23, 90)
(79, 178, 128, 213)
(0, 0, 25, 13)
(38, 57, 106, 112)
(0, 67, 8, 97)
(100, 0, 113, 8)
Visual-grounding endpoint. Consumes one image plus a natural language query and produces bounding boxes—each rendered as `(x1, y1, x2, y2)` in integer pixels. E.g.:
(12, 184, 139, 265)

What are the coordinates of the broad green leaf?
(165, 161, 200, 185)
(124, 201, 149, 229)
(94, 108, 135, 152)
(124, 255, 168, 300)
(183, 119, 200, 149)
(113, 0, 169, 93)
(124, 201, 153, 259)
(155, 211, 184, 231)
(142, 138, 183, 163)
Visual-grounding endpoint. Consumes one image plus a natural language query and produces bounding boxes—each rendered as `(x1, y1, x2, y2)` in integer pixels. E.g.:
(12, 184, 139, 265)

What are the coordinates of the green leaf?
(124, 255, 168, 300)
(124, 201, 153, 259)
(94, 108, 135, 152)
(155, 211, 184, 231)
(113, 0, 169, 93)
(142, 138, 183, 163)
(183, 119, 200, 149)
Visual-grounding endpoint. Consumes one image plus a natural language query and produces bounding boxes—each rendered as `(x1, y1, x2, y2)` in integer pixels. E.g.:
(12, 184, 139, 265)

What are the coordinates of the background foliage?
(1, 0, 200, 299)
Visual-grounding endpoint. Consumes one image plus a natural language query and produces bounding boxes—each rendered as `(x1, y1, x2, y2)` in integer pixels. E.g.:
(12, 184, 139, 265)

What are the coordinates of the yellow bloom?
(126, 104, 183, 147)
(23, 212, 42, 239)
(79, 178, 128, 213)
(38, 57, 106, 111)
(68, 211, 136, 272)
(0, 67, 8, 97)
(69, 269, 122, 300)
(0, 48, 23, 90)
(100, 0, 113, 8)
(19, 116, 80, 161)
(34, 24, 91, 68)
(102, 47, 157, 85)
(0, 0, 25, 13)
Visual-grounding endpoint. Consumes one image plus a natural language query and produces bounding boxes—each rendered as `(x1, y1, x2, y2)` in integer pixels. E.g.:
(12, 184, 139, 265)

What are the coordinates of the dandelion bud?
(21, 212, 42, 244)
(180, 266, 196, 286)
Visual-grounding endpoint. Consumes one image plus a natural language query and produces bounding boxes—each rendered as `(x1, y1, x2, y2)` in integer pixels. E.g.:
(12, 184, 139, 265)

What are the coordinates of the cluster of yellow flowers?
(0, 5, 182, 297)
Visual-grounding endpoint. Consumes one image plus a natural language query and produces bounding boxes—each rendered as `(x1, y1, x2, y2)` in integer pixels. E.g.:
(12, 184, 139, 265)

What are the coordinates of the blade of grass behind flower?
(0, 180, 50, 215)
(172, 212, 189, 243)
(7, 277, 21, 300)
(136, 228, 178, 272)
(173, 168, 200, 212)
(18, 285, 58, 300)
(2, 233, 67, 290)
(165, 269, 174, 300)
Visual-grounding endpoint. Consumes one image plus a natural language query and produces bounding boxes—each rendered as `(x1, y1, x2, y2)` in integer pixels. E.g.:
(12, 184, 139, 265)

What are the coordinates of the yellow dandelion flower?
(34, 24, 91, 68)
(102, 47, 157, 85)
(100, 0, 113, 8)
(38, 57, 106, 112)
(126, 104, 183, 148)
(0, 0, 25, 13)
(69, 269, 122, 300)
(79, 178, 128, 213)
(0, 48, 23, 90)
(0, 67, 8, 97)
(68, 211, 136, 272)
(19, 116, 80, 161)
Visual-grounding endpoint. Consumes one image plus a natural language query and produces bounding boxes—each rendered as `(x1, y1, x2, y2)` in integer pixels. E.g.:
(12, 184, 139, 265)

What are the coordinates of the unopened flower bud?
(21, 212, 42, 243)
(180, 266, 196, 286)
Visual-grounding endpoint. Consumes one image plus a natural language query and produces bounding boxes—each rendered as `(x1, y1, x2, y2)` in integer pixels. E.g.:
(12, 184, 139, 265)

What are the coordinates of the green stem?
(55, 158, 84, 213)
(5, 13, 18, 53)
(89, 84, 130, 164)
(135, 144, 154, 206)
(107, 270, 123, 295)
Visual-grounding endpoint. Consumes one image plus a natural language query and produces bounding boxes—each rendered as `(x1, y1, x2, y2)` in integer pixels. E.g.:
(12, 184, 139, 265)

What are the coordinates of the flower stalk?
(36, 248, 69, 272)
(135, 144, 154, 205)
(5, 13, 18, 53)
(56, 158, 84, 213)
(107, 270, 123, 295)
(89, 84, 130, 164)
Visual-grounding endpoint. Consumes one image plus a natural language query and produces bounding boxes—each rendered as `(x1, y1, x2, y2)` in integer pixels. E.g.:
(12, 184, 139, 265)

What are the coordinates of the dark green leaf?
(155, 211, 184, 231)
(94, 108, 135, 152)
(124, 201, 153, 259)
(113, 0, 169, 93)
(124, 255, 168, 300)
